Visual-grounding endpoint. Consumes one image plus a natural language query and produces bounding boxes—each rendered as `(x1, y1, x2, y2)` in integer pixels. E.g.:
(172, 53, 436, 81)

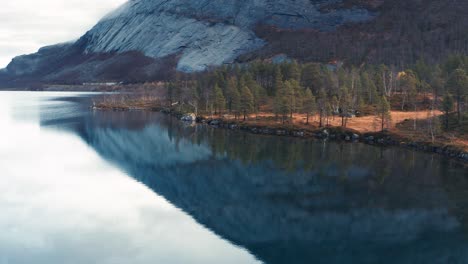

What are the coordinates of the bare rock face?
(83, 0, 375, 72)
(6, 43, 75, 76)
(0, 0, 377, 86)
(8, 0, 467, 87)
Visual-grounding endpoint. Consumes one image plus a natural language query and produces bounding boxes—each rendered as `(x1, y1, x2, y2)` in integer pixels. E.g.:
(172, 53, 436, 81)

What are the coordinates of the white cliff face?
(83, 0, 376, 72)
(85, 12, 264, 72)
(0, 0, 377, 83)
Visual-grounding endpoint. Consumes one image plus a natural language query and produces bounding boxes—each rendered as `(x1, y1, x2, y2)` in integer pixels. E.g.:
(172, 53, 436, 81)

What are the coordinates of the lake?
(1, 91, 468, 264)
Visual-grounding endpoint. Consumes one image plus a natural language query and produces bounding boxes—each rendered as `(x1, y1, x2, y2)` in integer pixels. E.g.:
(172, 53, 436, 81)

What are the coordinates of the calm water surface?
(1, 91, 468, 264)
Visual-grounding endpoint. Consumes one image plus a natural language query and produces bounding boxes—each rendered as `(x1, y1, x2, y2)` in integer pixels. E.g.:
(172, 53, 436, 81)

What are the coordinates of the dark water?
(1, 92, 468, 264)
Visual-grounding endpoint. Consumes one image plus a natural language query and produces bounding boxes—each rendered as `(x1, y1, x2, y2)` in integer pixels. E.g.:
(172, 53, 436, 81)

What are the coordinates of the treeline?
(166, 54, 468, 131)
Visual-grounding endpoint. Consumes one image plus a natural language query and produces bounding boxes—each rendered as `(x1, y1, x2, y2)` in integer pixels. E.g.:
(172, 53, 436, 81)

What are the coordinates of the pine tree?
(303, 88, 317, 125)
(442, 93, 454, 129)
(400, 70, 418, 111)
(273, 67, 284, 96)
(293, 82, 304, 117)
(431, 66, 445, 101)
(339, 86, 352, 127)
(244, 73, 266, 117)
(377, 95, 391, 132)
(240, 86, 254, 121)
(274, 81, 290, 124)
(251, 84, 268, 118)
(446, 68, 468, 123)
(361, 72, 378, 105)
(231, 86, 241, 120)
(301, 63, 323, 93)
(317, 89, 328, 127)
(213, 84, 226, 115)
(284, 80, 299, 120)
(185, 81, 200, 116)
(337, 68, 349, 91)
(289, 60, 301, 81)
(225, 77, 238, 113)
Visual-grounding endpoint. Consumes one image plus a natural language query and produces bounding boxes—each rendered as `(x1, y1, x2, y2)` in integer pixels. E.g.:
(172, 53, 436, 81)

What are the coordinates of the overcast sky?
(0, 0, 127, 68)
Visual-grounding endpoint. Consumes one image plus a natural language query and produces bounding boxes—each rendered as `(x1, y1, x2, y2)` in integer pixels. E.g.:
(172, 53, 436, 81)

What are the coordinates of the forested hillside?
(249, 0, 468, 67)
(158, 54, 468, 138)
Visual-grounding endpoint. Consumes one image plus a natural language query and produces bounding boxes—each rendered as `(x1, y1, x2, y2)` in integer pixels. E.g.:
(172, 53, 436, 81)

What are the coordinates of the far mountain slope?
(1, 0, 467, 88)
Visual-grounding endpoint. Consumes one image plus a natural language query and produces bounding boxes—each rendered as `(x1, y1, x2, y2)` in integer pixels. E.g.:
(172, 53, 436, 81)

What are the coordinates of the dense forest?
(164, 54, 468, 134)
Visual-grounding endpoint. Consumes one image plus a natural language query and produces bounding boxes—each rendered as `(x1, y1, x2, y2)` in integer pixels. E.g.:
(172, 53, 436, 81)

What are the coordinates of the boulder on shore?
(352, 134, 360, 140)
(181, 113, 196, 122)
(208, 119, 221, 126)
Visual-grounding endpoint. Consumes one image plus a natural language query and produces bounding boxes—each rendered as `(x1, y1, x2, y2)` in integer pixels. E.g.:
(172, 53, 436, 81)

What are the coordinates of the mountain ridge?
(1, 0, 467, 88)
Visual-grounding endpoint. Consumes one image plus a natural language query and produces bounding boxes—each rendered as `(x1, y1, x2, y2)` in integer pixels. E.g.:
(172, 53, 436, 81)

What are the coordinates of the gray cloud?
(0, 0, 127, 68)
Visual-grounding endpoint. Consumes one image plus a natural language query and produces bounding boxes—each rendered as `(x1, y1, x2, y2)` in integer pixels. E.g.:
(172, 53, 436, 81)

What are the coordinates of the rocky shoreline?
(94, 105, 468, 164)
(199, 117, 468, 164)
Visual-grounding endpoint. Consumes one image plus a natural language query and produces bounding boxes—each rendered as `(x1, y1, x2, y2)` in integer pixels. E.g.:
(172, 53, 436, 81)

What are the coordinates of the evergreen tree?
(231, 86, 241, 120)
(274, 81, 290, 123)
(245, 73, 266, 117)
(377, 95, 391, 132)
(155, 58, 468, 141)
(294, 83, 304, 116)
(289, 60, 301, 81)
(400, 70, 418, 111)
(431, 66, 445, 101)
(185, 81, 200, 115)
(240, 86, 254, 121)
(225, 77, 238, 113)
(284, 80, 299, 120)
(339, 86, 352, 127)
(443, 55, 468, 76)
(317, 89, 328, 127)
(273, 67, 284, 96)
(361, 72, 378, 104)
(255, 85, 268, 114)
(303, 88, 317, 125)
(442, 93, 454, 129)
(337, 68, 349, 91)
(273, 92, 283, 122)
(301, 63, 323, 93)
(414, 58, 432, 84)
(213, 84, 226, 114)
(446, 68, 468, 123)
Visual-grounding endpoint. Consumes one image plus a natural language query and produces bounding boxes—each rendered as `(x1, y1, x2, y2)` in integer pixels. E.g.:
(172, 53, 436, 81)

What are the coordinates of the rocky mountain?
(1, 0, 467, 87)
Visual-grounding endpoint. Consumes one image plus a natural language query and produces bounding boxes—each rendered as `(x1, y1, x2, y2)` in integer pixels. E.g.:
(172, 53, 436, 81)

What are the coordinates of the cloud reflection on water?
(0, 92, 260, 264)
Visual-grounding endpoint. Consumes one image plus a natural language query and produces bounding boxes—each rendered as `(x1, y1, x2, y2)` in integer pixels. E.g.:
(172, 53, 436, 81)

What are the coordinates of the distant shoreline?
(0, 85, 122, 92)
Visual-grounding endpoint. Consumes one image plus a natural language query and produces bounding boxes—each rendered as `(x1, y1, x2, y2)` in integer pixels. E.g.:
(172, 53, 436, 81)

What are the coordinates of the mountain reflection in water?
(41, 95, 468, 264)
